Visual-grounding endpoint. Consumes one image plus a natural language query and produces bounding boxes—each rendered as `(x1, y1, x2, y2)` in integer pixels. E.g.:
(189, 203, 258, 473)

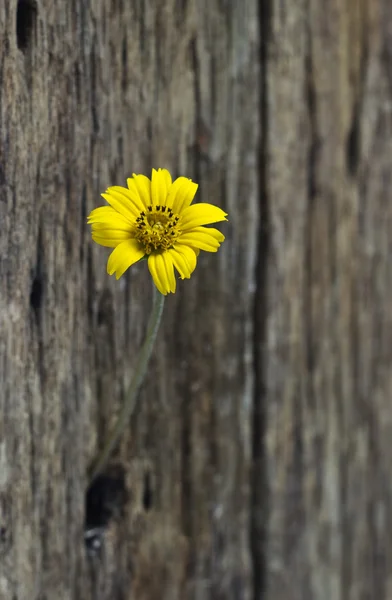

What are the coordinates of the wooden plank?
(258, 0, 392, 598)
(0, 1, 259, 598)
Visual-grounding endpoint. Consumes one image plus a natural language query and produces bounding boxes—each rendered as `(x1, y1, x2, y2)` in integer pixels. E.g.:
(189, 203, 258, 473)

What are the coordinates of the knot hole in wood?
(16, 0, 37, 53)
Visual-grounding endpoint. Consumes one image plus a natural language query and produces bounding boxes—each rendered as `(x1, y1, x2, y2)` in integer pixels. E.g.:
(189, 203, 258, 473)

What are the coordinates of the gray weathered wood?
(255, 1, 392, 599)
(1, 0, 392, 599)
(1, 1, 257, 598)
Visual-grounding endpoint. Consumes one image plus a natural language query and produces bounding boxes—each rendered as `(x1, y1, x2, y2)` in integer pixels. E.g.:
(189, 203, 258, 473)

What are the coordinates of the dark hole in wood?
(0, 526, 7, 543)
(142, 471, 153, 511)
(84, 468, 127, 555)
(85, 470, 126, 531)
(16, 0, 37, 52)
(30, 276, 43, 315)
(346, 110, 360, 176)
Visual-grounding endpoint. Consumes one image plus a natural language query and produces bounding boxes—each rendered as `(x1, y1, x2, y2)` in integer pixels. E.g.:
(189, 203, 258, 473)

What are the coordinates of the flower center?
(134, 205, 181, 254)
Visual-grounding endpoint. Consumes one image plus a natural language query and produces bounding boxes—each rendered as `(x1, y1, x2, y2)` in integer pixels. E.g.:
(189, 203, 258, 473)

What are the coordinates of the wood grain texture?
(0, 1, 258, 599)
(1, 0, 391, 599)
(256, 0, 392, 599)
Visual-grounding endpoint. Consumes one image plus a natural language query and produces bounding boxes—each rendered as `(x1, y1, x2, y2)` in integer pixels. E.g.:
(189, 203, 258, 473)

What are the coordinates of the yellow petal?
(168, 248, 191, 279)
(171, 244, 197, 276)
(177, 236, 218, 252)
(102, 188, 140, 220)
(181, 203, 228, 230)
(187, 226, 225, 242)
(151, 168, 172, 208)
(87, 206, 131, 225)
(92, 230, 132, 247)
(155, 253, 172, 294)
(165, 177, 187, 209)
(107, 239, 145, 279)
(109, 185, 144, 214)
(148, 253, 167, 295)
(132, 174, 152, 207)
(178, 227, 225, 252)
(161, 169, 172, 194)
(169, 178, 198, 213)
(91, 219, 133, 232)
(126, 177, 147, 209)
(162, 251, 176, 293)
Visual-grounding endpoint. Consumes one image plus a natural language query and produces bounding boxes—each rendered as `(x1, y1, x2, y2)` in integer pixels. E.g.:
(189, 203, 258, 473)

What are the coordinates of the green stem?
(88, 286, 165, 482)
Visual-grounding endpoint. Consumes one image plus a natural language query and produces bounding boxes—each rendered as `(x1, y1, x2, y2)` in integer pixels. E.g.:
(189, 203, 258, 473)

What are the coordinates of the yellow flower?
(88, 169, 228, 295)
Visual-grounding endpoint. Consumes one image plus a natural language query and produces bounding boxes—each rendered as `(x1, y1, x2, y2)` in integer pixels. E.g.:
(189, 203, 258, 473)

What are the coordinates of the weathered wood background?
(0, 0, 391, 599)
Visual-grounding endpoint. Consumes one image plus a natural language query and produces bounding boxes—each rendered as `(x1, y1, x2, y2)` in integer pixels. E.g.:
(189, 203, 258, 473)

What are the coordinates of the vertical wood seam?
(251, 0, 271, 598)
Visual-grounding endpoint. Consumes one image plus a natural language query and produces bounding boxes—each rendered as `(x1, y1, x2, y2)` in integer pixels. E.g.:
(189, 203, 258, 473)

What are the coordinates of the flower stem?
(88, 286, 165, 483)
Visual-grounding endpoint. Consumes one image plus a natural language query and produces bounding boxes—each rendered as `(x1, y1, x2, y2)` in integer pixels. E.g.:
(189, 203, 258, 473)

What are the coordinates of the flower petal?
(132, 174, 152, 207)
(126, 177, 147, 209)
(154, 253, 172, 294)
(168, 178, 198, 213)
(87, 206, 134, 229)
(102, 187, 140, 220)
(186, 226, 225, 242)
(107, 184, 144, 213)
(161, 169, 172, 194)
(151, 168, 172, 208)
(107, 238, 145, 279)
(171, 244, 198, 276)
(148, 253, 167, 295)
(181, 203, 228, 230)
(178, 227, 225, 252)
(92, 230, 133, 247)
(91, 223, 133, 234)
(90, 217, 134, 232)
(169, 248, 191, 279)
(109, 186, 144, 213)
(88, 206, 122, 223)
(162, 251, 176, 293)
